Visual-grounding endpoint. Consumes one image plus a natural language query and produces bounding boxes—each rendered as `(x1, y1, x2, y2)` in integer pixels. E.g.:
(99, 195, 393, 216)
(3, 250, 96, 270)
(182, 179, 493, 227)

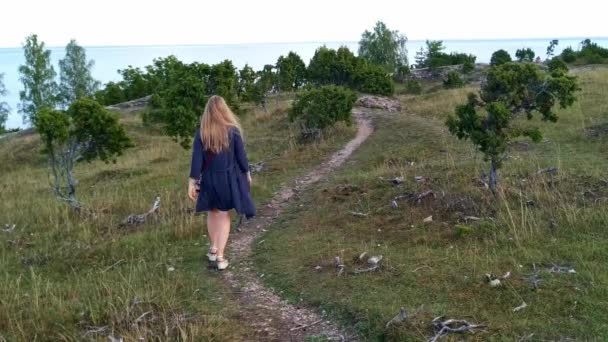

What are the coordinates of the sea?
(1, 37, 607, 129)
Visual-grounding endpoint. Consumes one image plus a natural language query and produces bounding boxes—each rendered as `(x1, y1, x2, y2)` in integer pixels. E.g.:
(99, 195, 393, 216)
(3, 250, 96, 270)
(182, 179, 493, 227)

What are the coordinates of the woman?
(188, 96, 255, 270)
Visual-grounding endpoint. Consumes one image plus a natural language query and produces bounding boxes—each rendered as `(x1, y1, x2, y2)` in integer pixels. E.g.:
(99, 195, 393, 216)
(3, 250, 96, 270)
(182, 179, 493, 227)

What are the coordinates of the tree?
(208, 60, 239, 108)
(252, 64, 276, 110)
(276, 52, 306, 91)
(36, 98, 132, 209)
(0, 74, 10, 133)
(446, 62, 579, 193)
(238, 64, 257, 102)
(18, 34, 58, 124)
(289, 85, 356, 133)
(358, 21, 408, 72)
(307, 46, 361, 86)
(443, 71, 465, 89)
(415, 40, 445, 68)
(515, 48, 536, 62)
(58, 39, 100, 107)
(546, 40, 559, 59)
(144, 57, 208, 148)
(353, 64, 394, 96)
(490, 49, 512, 66)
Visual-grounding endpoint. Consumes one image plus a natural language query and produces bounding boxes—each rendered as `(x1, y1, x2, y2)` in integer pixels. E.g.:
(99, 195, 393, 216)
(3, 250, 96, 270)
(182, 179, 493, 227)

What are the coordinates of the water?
(1, 37, 606, 129)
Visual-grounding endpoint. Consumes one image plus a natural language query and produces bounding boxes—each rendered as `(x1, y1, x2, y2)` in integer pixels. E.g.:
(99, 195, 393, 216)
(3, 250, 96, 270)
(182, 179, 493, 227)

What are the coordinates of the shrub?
(95, 81, 125, 105)
(354, 64, 394, 96)
(443, 71, 465, 89)
(515, 48, 536, 62)
(307, 46, 361, 86)
(558, 39, 608, 65)
(462, 59, 475, 74)
(289, 85, 356, 132)
(547, 58, 568, 74)
(404, 80, 422, 94)
(415, 40, 476, 71)
(490, 49, 512, 66)
(561, 47, 577, 63)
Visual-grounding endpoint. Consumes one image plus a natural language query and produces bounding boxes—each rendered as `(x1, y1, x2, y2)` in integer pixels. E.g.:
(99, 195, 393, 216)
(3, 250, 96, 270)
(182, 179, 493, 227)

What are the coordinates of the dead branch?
(249, 161, 265, 174)
(537, 167, 559, 175)
(386, 307, 408, 329)
(513, 302, 527, 312)
(120, 196, 160, 227)
(429, 316, 486, 342)
(2, 224, 15, 233)
(353, 264, 380, 274)
(380, 176, 404, 185)
(290, 319, 323, 331)
(350, 211, 369, 218)
(393, 190, 435, 205)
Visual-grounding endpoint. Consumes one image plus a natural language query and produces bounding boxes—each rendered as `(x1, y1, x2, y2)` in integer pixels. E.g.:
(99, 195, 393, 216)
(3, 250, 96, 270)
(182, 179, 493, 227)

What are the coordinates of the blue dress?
(189, 128, 256, 218)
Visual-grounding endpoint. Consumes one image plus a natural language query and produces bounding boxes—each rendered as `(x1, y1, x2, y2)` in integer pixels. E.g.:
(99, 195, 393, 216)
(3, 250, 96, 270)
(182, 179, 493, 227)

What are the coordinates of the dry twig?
(429, 316, 486, 342)
(121, 196, 160, 227)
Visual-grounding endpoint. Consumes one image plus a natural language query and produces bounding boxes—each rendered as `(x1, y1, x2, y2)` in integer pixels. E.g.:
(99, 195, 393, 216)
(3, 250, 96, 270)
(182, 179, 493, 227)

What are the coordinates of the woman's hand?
(188, 178, 198, 201)
(247, 172, 252, 185)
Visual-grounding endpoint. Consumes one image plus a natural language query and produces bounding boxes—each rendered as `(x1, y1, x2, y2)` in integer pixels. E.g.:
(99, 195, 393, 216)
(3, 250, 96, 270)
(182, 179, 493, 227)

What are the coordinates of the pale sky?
(0, 0, 607, 47)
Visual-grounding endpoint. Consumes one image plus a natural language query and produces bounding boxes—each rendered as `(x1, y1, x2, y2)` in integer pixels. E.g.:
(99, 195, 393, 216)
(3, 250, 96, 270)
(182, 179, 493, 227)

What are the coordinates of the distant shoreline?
(1, 36, 608, 50)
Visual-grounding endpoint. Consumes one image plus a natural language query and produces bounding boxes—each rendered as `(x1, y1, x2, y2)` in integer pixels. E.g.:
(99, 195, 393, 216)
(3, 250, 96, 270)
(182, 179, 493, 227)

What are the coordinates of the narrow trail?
(222, 108, 373, 341)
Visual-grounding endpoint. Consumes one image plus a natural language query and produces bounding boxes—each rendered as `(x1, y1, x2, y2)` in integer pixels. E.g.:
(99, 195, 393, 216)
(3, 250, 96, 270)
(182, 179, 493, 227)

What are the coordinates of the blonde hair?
(200, 96, 242, 153)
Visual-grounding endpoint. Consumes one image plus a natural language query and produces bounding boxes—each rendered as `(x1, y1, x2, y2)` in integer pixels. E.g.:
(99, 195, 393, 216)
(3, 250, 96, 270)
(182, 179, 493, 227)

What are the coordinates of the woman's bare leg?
(207, 210, 220, 251)
(214, 210, 231, 258)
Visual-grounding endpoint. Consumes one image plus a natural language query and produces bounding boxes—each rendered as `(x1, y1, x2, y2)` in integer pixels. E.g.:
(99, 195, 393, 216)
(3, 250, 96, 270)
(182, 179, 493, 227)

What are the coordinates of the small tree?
(0, 74, 10, 133)
(515, 48, 536, 62)
(145, 57, 208, 148)
(18, 34, 58, 124)
(546, 40, 559, 59)
(208, 60, 239, 108)
(252, 64, 276, 111)
(289, 85, 356, 134)
(238, 64, 256, 102)
(490, 49, 512, 66)
(443, 71, 465, 89)
(446, 62, 578, 193)
(58, 39, 100, 107)
(276, 52, 307, 92)
(354, 64, 394, 96)
(36, 98, 132, 209)
(358, 21, 408, 72)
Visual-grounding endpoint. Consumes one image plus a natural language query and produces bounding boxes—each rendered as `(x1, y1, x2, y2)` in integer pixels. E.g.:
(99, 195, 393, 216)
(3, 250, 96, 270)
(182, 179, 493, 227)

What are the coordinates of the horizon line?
(0, 35, 607, 50)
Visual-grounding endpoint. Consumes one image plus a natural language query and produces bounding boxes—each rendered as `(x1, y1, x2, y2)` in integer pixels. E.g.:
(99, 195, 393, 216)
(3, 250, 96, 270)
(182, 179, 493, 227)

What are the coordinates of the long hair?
(200, 96, 242, 153)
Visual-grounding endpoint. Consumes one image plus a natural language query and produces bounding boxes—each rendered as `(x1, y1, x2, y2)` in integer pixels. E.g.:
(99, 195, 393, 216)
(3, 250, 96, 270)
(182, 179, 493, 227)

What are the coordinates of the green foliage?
(208, 60, 239, 108)
(18, 34, 58, 124)
(144, 57, 208, 148)
(558, 39, 608, 65)
(289, 85, 356, 131)
(307, 46, 361, 86)
(462, 58, 475, 74)
(446, 62, 579, 191)
(443, 71, 465, 89)
(547, 58, 568, 74)
(58, 40, 100, 107)
(415, 40, 476, 71)
(490, 49, 512, 66)
(404, 79, 422, 94)
(358, 21, 408, 72)
(353, 64, 395, 96)
(238, 64, 257, 102)
(276, 52, 306, 91)
(546, 39, 559, 59)
(94, 81, 125, 105)
(118, 65, 154, 100)
(36, 98, 132, 207)
(251, 64, 276, 107)
(0, 74, 9, 133)
(515, 48, 536, 62)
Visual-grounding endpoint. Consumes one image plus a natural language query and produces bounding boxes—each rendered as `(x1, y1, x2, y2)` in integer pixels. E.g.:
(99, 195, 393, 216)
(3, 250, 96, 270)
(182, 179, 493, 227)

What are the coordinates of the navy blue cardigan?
(190, 128, 255, 218)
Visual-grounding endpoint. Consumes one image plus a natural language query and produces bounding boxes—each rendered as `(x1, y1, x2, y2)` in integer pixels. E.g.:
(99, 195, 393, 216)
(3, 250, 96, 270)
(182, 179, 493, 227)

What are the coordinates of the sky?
(0, 0, 607, 48)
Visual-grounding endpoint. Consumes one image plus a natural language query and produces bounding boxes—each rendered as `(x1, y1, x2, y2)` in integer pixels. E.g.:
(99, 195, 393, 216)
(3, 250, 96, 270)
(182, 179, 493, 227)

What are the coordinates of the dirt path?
(222, 108, 373, 341)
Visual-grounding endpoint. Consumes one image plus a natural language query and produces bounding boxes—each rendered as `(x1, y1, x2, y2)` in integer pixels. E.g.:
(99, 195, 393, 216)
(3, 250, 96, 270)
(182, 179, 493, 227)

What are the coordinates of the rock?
(368, 255, 383, 265)
(356, 95, 401, 112)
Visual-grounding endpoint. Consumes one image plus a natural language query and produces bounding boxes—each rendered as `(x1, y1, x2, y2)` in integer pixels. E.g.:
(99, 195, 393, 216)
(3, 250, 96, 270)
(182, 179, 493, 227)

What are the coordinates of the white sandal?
(207, 248, 218, 262)
(216, 256, 229, 270)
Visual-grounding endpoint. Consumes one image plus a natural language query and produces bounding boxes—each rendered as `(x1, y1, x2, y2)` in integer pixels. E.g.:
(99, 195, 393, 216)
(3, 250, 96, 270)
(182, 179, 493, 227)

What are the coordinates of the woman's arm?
(233, 130, 250, 174)
(188, 129, 205, 201)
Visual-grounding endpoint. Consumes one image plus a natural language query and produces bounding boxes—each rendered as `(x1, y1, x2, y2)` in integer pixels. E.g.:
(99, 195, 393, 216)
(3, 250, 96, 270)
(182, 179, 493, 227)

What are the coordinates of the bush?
(547, 58, 568, 74)
(561, 47, 577, 63)
(414, 40, 476, 71)
(515, 48, 536, 62)
(95, 81, 125, 105)
(289, 85, 356, 131)
(558, 39, 608, 65)
(354, 64, 394, 96)
(462, 59, 475, 74)
(404, 80, 422, 94)
(443, 71, 465, 89)
(490, 49, 512, 66)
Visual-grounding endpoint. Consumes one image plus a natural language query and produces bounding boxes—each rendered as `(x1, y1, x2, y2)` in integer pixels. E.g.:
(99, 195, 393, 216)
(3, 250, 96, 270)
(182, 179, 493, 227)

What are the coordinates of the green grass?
(0, 99, 355, 341)
(254, 67, 608, 341)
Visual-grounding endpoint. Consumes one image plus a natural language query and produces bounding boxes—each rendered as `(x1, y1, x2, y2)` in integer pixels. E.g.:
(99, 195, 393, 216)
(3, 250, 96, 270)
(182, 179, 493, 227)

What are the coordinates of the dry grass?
(0, 98, 356, 341)
(255, 67, 608, 341)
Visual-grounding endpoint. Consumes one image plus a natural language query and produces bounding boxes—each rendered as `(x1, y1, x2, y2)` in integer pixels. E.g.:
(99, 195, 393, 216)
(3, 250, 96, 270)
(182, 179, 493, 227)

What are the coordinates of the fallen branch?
(121, 196, 160, 227)
(350, 211, 369, 218)
(380, 176, 404, 185)
(290, 319, 323, 331)
(249, 161, 265, 174)
(513, 302, 527, 312)
(429, 316, 486, 342)
(537, 167, 558, 175)
(393, 190, 435, 205)
(386, 307, 408, 329)
(353, 264, 380, 274)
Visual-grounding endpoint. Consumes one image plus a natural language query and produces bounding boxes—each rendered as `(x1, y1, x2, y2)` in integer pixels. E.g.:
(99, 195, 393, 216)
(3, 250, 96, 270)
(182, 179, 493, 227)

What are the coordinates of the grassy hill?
(254, 66, 608, 340)
(0, 100, 354, 340)
(1, 65, 607, 341)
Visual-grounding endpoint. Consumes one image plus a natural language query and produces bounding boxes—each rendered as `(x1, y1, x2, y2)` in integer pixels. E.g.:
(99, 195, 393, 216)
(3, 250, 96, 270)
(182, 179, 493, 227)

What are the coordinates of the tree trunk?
(489, 159, 498, 194)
